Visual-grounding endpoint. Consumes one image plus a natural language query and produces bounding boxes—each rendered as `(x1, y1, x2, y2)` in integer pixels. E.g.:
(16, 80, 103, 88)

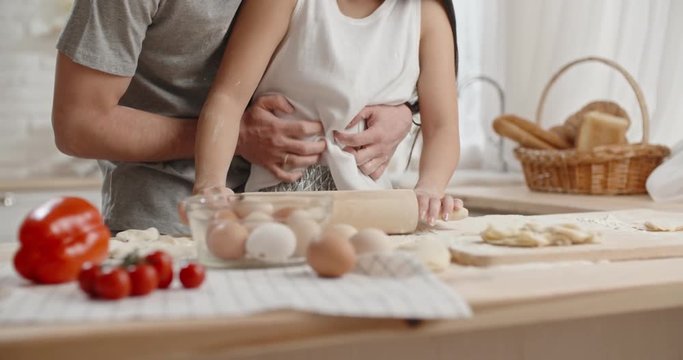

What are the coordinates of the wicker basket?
(515, 56, 670, 195)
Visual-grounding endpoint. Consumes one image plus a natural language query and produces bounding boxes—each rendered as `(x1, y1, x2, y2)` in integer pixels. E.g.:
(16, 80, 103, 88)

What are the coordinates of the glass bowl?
(182, 193, 333, 268)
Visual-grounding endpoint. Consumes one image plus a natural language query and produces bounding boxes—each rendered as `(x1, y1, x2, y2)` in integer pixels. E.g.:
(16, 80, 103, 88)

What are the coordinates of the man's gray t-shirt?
(57, 0, 248, 235)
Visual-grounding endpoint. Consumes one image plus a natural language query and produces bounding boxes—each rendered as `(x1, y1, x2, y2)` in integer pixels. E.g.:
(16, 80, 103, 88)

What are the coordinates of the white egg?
(246, 223, 297, 262)
(350, 228, 392, 255)
(287, 217, 322, 257)
(235, 199, 275, 218)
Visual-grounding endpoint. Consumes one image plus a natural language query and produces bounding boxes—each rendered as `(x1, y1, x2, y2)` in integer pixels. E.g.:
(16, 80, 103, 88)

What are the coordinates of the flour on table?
(481, 223, 600, 248)
(109, 228, 196, 260)
(575, 214, 638, 231)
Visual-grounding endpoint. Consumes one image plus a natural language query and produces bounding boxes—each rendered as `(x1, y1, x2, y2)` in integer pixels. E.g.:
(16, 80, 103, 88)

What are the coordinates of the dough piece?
(493, 115, 556, 150)
(109, 228, 196, 260)
(481, 223, 599, 248)
(448, 207, 470, 221)
(644, 221, 683, 232)
(398, 237, 451, 272)
(115, 228, 160, 243)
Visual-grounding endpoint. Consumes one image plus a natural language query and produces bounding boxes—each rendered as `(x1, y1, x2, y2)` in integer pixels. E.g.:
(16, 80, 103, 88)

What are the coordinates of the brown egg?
(206, 221, 249, 260)
(322, 224, 358, 242)
(234, 199, 275, 218)
(212, 209, 239, 222)
(350, 228, 392, 255)
(287, 216, 322, 257)
(307, 232, 356, 278)
(273, 207, 298, 221)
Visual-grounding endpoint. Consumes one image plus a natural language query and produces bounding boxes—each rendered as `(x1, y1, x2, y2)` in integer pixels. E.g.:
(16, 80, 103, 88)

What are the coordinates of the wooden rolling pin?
(246, 190, 467, 235)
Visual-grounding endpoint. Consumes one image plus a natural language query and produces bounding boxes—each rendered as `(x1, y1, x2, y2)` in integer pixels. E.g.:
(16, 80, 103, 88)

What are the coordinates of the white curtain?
(395, 0, 683, 178)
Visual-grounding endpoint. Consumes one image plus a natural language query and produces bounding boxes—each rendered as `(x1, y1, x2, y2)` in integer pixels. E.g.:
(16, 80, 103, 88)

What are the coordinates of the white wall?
(0, 0, 97, 180)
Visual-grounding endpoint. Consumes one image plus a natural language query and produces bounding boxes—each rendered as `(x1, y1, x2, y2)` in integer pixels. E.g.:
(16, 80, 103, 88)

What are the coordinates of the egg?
(307, 232, 356, 278)
(212, 209, 239, 222)
(206, 221, 249, 260)
(399, 237, 451, 272)
(243, 211, 274, 231)
(235, 199, 275, 218)
(322, 224, 358, 242)
(246, 223, 297, 262)
(286, 209, 314, 223)
(287, 216, 322, 257)
(350, 228, 392, 255)
(273, 207, 298, 220)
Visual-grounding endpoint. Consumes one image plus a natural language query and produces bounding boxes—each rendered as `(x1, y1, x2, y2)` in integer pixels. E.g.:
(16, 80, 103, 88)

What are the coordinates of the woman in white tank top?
(194, 0, 461, 225)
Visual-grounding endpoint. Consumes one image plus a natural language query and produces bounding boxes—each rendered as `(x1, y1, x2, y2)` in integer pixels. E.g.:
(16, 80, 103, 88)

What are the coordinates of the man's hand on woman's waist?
(237, 94, 326, 183)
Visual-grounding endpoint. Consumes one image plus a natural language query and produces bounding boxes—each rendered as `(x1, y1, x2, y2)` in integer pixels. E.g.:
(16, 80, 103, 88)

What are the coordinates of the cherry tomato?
(78, 263, 101, 297)
(145, 251, 173, 289)
(127, 264, 159, 296)
(94, 268, 131, 300)
(179, 263, 206, 289)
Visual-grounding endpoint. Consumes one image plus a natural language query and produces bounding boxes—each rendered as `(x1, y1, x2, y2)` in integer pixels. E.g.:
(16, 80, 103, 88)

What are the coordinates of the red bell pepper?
(13, 197, 110, 284)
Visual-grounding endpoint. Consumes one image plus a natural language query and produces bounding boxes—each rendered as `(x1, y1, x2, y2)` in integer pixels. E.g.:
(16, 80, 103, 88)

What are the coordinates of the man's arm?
(52, 53, 197, 162)
(53, 54, 326, 174)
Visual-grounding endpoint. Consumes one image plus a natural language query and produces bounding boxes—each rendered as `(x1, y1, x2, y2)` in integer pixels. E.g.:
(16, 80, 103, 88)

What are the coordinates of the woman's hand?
(192, 185, 235, 197)
(179, 186, 235, 225)
(414, 187, 464, 226)
(334, 104, 413, 180)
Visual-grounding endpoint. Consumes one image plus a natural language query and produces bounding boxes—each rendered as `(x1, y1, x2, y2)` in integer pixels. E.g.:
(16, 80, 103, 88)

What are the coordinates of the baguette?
(502, 115, 572, 149)
(549, 125, 576, 147)
(493, 115, 556, 150)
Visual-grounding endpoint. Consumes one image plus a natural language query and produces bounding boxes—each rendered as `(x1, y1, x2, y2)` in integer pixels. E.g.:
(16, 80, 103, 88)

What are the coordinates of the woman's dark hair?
(443, 0, 459, 76)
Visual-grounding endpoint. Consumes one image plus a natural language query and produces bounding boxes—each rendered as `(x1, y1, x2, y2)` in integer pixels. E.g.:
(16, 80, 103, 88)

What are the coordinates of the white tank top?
(246, 0, 421, 192)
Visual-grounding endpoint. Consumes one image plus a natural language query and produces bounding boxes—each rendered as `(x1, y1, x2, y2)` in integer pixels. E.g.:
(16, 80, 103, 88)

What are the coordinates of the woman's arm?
(194, 0, 298, 193)
(415, 0, 461, 223)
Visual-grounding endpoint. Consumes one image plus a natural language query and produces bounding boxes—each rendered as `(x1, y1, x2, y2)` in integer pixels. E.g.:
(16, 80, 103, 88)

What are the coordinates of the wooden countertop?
(3, 240, 683, 359)
(449, 185, 683, 215)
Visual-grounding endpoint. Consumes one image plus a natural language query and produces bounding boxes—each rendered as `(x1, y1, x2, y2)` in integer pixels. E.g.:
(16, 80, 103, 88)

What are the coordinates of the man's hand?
(334, 104, 413, 180)
(237, 94, 326, 183)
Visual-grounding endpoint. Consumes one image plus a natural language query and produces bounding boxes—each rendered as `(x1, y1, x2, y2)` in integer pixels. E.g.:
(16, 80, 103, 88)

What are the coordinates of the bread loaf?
(576, 111, 629, 152)
(565, 101, 630, 134)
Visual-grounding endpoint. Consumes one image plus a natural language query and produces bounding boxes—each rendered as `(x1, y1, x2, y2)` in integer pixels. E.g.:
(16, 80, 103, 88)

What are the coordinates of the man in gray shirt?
(52, 0, 415, 235)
